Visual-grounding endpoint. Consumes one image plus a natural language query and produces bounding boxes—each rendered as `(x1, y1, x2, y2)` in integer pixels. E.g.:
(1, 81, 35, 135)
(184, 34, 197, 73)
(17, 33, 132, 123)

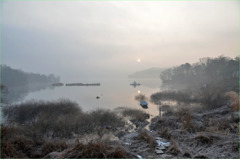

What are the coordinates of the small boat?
(140, 101, 148, 108)
(96, 96, 100, 99)
(130, 81, 140, 87)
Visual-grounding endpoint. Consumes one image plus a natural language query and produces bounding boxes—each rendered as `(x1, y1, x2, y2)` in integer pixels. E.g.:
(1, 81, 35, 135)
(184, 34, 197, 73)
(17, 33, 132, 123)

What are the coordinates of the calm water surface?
(11, 79, 162, 116)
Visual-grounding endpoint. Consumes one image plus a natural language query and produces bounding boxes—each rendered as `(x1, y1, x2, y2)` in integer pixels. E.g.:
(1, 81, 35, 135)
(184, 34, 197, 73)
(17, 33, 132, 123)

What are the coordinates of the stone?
(155, 149, 164, 154)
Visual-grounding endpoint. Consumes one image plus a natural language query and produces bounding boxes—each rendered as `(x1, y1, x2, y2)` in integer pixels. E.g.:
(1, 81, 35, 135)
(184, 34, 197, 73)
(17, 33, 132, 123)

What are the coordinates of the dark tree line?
(151, 56, 239, 109)
(1, 65, 60, 87)
(160, 56, 239, 88)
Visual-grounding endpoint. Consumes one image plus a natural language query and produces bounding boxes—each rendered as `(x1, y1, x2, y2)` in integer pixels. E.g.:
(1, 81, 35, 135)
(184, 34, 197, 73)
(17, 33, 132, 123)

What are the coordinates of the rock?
(44, 152, 65, 158)
(156, 145, 166, 150)
(156, 137, 163, 140)
(156, 140, 170, 147)
(155, 149, 164, 154)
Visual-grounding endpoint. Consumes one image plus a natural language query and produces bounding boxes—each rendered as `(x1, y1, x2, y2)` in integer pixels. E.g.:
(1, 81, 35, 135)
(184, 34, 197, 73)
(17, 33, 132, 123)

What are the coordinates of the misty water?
(7, 79, 162, 117)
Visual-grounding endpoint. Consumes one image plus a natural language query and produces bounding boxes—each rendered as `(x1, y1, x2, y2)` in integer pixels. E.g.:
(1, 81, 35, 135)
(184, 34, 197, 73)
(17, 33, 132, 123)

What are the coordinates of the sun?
(137, 59, 141, 62)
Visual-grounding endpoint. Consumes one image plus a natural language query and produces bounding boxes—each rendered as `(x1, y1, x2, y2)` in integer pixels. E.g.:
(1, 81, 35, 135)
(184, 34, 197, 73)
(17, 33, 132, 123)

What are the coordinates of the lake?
(5, 79, 162, 117)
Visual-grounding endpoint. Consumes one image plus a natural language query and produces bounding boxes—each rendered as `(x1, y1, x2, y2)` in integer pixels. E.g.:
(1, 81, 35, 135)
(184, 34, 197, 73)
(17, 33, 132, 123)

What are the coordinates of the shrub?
(168, 138, 181, 155)
(41, 141, 67, 156)
(89, 109, 124, 128)
(161, 105, 174, 116)
(194, 134, 212, 145)
(175, 106, 192, 120)
(1, 100, 128, 158)
(158, 128, 172, 139)
(135, 94, 148, 101)
(151, 90, 196, 104)
(1, 141, 22, 158)
(34, 109, 124, 138)
(3, 99, 81, 124)
(64, 142, 130, 158)
(137, 128, 157, 148)
(198, 85, 228, 109)
(151, 83, 231, 109)
(3, 100, 125, 138)
(182, 113, 194, 132)
(121, 108, 149, 121)
(225, 91, 239, 111)
(232, 141, 239, 152)
(1, 125, 41, 158)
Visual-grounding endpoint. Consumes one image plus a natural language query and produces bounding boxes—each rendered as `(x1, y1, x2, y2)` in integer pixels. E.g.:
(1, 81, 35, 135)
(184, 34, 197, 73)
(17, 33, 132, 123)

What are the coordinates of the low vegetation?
(158, 128, 172, 139)
(3, 99, 124, 138)
(64, 142, 132, 158)
(135, 94, 148, 101)
(151, 90, 196, 104)
(1, 99, 127, 158)
(3, 99, 81, 124)
(137, 128, 157, 148)
(168, 138, 181, 155)
(150, 102, 239, 158)
(225, 91, 239, 111)
(1, 124, 133, 158)
(121, 108, 149, 121)
(151, 83, 232, 110)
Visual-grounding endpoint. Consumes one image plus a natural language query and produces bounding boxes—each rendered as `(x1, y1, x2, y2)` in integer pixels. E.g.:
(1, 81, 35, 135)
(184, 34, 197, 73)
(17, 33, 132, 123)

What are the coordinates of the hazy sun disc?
(137, 59, 141, 62)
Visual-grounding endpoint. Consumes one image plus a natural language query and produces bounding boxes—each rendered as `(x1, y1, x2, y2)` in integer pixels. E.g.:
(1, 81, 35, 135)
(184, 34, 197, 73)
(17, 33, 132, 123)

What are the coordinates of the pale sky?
(1, 1, 239, 81)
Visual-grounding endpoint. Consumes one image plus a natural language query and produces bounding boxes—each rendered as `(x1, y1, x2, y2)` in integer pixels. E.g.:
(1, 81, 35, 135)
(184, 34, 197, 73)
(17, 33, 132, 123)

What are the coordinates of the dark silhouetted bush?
(158, 128, 172, 139)
(137, 128, 157, 148)
(64, 142, 130, 158)
(3, 99, 125, 138)
(3, 99, 81, 124)
(41, 141, 67, 156)
(121, 108, 149, 121)
(135, 94, 148, 101)
(168, 138, 181, 155)
(225, 91, 239, 111)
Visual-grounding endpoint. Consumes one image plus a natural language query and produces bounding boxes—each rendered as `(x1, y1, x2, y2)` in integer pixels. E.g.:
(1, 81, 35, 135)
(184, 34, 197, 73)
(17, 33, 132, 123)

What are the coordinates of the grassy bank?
(1, 99, 132, 158)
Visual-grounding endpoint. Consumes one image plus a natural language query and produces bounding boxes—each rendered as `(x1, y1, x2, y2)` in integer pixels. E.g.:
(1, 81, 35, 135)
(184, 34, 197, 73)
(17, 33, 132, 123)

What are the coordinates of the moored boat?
(140, 101, 148, 108)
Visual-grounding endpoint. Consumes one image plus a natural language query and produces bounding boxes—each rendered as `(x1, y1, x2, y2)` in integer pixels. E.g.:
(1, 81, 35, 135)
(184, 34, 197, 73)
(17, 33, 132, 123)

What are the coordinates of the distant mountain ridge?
(128, 67, 165, 79)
